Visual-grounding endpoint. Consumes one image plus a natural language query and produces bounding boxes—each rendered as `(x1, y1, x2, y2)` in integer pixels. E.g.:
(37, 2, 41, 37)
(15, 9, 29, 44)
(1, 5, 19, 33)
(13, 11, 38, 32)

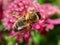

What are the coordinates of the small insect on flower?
(13, 9, 41, 32)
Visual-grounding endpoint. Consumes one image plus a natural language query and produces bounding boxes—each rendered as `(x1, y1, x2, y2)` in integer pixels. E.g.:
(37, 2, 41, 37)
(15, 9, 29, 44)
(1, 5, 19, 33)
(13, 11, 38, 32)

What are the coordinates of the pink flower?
(45, 24, 54, 31)
(3, 0, 38, 43)
(23, 32, 30, 43)
(0, 4, 2, 22)
(32, 23, 40, 30)
(8, 30, 16, 36)
(32, 18, 60, 31)
(3, 0, 13, 10)
(3, 0, 60, 43)
(48, 18, 60, 24)
(3, 0, 35, 30)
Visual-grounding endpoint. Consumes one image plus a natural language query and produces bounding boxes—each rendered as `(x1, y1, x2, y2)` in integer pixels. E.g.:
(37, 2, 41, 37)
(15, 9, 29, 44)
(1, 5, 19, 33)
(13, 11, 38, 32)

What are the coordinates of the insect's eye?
(29, 13, 38, 23)
(31, 14, 37, 20)
(36, 12, 41, 19)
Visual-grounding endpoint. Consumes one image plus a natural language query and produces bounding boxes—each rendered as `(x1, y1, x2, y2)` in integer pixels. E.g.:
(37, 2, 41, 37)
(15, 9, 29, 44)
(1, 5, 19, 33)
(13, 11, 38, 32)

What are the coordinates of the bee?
(13, 10, 41, 32)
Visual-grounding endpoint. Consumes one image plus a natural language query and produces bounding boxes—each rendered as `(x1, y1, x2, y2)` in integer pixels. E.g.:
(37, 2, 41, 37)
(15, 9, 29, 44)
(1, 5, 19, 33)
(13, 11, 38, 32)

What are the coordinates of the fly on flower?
(13, 9, 41, 32)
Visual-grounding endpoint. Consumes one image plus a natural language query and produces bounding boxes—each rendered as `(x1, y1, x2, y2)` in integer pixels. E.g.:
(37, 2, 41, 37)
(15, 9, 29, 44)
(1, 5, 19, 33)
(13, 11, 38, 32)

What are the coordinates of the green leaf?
(28, 38, 33, 45)
(7, 37, 16, 45)
(52, 0, 60, 7)
(30, 30, 46, 45)
(18, 39, 24, 45)
(58, 40, 60, 45)
(38, 0, 44, 4)
(47, 25, 60, 45)
(50, 14, 60, 19)
(37, 0, 60, 6)
(0, 23, 4, 31)
(2, 31, 15, 45)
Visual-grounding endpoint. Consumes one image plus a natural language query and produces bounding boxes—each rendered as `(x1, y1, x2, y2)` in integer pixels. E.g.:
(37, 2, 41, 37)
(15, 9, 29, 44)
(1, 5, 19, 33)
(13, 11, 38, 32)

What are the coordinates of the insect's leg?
(27, 26, 31, 30)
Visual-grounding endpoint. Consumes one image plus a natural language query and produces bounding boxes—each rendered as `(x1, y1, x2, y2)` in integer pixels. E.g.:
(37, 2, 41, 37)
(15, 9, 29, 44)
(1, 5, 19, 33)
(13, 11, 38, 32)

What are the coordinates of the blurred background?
(0, 0, 60, 45)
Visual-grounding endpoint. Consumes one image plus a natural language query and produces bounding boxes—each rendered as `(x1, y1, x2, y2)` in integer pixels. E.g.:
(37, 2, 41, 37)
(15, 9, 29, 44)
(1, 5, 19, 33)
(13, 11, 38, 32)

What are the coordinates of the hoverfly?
(13, 10, 41, 32)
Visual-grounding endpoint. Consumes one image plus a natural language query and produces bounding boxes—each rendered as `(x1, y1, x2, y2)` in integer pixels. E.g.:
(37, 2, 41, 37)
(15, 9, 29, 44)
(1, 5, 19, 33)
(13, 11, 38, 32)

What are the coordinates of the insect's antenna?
(36, 12, 41, 19)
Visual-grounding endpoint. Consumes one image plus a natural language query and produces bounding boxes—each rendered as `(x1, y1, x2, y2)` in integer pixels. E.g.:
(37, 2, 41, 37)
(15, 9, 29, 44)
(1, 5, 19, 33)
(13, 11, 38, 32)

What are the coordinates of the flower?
(0, 1, 2, 22)
(3, 0, 60, 43)
(3, 0, 38, 43)
(3, 0, 34, 30)
(3, 0, 14, 10)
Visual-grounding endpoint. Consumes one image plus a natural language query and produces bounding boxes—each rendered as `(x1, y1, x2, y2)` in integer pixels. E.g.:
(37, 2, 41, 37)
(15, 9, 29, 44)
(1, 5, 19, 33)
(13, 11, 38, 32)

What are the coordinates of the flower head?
(3, 0, 39, 42)
(3, 0, 60, 43)
(3, 0, 35, 30)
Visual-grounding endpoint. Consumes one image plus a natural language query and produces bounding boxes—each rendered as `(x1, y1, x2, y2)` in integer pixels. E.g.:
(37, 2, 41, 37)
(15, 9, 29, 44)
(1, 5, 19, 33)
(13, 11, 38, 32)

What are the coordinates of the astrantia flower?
(3, 0, 38, 43)
(3, 0, 34, 30)
(3, 0, 60, 43)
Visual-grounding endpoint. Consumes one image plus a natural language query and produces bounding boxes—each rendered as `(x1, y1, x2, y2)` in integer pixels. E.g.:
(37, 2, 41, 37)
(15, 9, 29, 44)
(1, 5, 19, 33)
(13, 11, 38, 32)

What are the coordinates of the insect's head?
(28, 10, 41, 23)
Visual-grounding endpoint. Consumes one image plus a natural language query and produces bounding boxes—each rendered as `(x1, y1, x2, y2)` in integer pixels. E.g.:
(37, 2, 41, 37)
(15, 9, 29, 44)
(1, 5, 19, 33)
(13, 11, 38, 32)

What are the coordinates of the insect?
(13, 10, 41, 32)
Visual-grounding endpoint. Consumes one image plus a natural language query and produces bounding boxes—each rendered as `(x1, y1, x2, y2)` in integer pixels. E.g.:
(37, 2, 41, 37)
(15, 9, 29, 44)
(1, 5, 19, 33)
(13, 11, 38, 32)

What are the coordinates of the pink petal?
(48, 19, 60, 24)
(46, 24, 54, 31)
(9, 30, 16, 36)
